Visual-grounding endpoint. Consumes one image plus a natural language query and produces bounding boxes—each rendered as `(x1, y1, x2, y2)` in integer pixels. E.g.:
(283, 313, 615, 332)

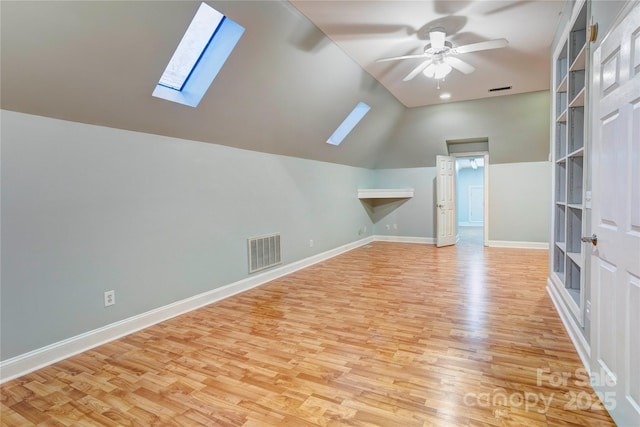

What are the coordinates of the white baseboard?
(373, 235, 436, 245)
(487, 240, 549, 249)
(546, 278, 591, 371)
(0, 234, 551, 383)
(377, 236, 546, 249)
(458, 222, 483, 227)
(0, 236, 374, 383)
(376, 236, 546, 249)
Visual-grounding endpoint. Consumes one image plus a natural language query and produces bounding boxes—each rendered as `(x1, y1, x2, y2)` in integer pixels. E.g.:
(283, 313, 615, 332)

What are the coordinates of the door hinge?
(588, 23, 598, 42)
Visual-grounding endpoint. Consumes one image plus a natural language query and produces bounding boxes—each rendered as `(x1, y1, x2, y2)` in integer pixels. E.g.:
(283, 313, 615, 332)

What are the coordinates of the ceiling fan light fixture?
(424, 61, 451, 80)
(378, 28, 507, 86)
(434, 62, 452, 79)
(423, 63, 436, 78)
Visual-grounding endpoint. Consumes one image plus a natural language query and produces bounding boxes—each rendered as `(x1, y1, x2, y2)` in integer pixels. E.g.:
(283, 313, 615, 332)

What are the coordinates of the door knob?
(581, 234, 597, 246)
(437, 204, 444, 208)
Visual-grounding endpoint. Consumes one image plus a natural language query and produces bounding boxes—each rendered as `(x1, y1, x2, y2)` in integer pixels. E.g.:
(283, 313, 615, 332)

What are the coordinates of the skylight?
(153, 3, 244, 107)
(326, 102, 371, 146)
(158, 4, 224, 90)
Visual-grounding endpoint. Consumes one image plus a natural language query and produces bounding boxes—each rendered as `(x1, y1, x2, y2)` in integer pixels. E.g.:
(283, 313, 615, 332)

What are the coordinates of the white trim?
(483, 154, 489, 246)
(546, 279, 591, 371)
(0, 236, 374, 383)
(487, 240, 549, 249)
(373, 235, 436, 245)
(357, 188, 414, 199)
(458, 222, 477, 227)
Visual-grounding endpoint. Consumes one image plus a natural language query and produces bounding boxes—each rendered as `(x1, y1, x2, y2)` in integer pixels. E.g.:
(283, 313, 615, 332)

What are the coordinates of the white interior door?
(436, 155, 456, 247)
(469, 185, 484, 223)
(590, 3, 640, 425)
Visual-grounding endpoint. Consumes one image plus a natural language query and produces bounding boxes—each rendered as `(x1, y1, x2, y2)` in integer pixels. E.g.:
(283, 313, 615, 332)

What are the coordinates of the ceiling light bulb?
(439, 92, 451, 100)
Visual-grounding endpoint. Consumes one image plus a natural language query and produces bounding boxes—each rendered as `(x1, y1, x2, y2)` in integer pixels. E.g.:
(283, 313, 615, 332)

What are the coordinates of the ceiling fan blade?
(454, 38, 508, 54)
(445, 57, 475, 74)
(376, 53, 430, 63)
(403, 60, 432, 81)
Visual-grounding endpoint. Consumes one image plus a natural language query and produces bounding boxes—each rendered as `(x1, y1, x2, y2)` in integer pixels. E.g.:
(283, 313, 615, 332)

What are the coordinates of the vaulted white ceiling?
(292, 0, 565, 107)
(0, 1, 562, 168)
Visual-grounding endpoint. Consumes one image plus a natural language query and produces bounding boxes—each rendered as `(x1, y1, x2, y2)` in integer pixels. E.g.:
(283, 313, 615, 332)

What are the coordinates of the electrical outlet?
(393, 224, 398, 230)
(104, 290, 115, 307)
(309, 239, 314, 248)
(386, 224, 391, 230)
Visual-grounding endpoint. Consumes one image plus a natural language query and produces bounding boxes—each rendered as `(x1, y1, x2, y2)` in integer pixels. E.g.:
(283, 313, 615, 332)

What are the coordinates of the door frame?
(453, 152, 489, 246)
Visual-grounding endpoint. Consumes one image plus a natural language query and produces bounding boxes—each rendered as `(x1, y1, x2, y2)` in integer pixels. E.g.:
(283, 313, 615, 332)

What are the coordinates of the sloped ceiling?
(0, 1, 405, 168)
(291, 0, 564, 108)
(1, 1, 562, 168)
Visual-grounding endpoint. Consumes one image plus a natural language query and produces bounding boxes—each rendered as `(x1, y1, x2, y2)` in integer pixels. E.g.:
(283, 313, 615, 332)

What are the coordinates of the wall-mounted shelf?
(557, 109, 568, 123)
(569, 87, 585, 107)
(550, 0, 588, 326)
(570, 45, 587, 71)
(357, 189, 414, 199)
(556, 75, 568, 92)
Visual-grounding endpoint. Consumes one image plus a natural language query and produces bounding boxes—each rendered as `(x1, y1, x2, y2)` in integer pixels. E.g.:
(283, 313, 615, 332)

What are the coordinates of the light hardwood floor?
(1, 242, 614, 426)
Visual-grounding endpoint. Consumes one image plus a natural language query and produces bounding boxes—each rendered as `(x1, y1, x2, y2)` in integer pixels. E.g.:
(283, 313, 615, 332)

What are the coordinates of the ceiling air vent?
(489, 86, 512, 92)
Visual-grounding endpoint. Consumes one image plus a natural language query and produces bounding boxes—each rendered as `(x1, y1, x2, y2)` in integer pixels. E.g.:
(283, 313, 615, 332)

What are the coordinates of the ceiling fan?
(376, 28, 508, 83)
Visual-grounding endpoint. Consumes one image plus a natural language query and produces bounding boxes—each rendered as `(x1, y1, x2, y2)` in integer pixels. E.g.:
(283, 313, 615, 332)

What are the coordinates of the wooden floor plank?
(1, 242, 615, 426)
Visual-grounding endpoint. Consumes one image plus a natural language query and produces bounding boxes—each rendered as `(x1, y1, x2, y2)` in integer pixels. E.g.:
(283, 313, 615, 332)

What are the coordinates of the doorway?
(455, 155, 486, 246)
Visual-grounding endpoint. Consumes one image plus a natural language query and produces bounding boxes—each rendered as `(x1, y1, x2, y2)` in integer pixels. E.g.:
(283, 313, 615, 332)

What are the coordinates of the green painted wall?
(0, 110, 375, 360)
